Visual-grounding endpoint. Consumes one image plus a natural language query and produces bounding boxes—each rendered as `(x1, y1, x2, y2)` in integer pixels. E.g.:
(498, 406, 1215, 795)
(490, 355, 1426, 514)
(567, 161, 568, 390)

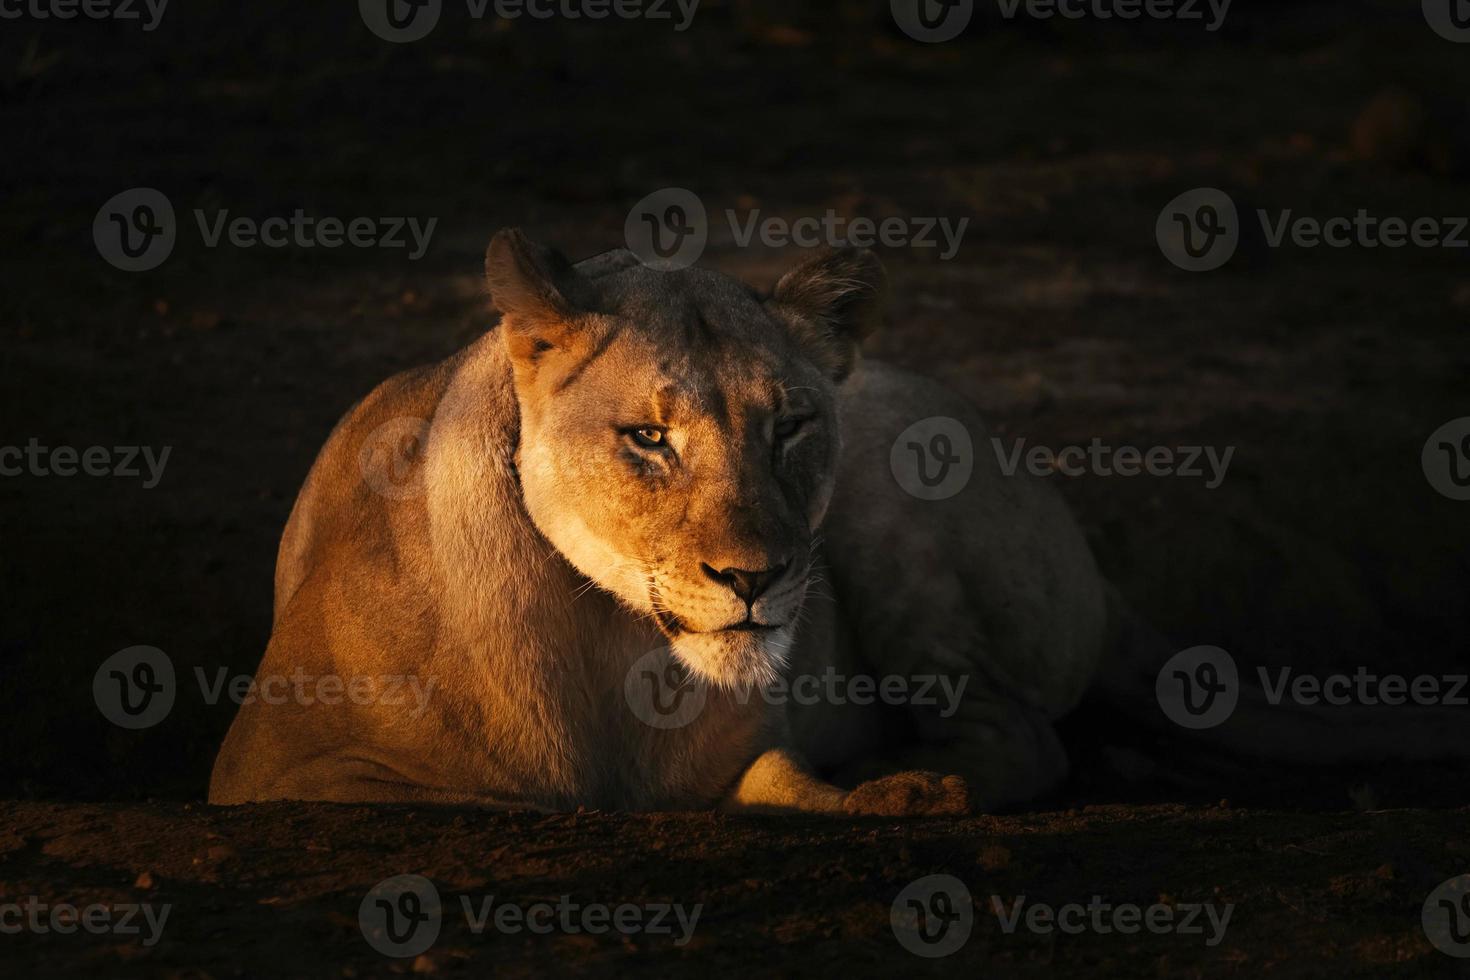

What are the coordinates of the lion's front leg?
(721, 747, 969, 816)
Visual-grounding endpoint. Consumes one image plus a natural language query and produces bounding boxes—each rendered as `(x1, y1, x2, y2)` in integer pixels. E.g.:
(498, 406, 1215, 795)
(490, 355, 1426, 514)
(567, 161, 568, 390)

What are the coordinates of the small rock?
(978, 844, 1012, 871)
(1350, 87, 1428, 166)
(206, 843, 239, 864)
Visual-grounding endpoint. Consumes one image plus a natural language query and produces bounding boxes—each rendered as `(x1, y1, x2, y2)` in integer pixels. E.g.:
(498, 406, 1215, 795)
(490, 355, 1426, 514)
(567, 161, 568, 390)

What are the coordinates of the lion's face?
(486, 232, 885, 688)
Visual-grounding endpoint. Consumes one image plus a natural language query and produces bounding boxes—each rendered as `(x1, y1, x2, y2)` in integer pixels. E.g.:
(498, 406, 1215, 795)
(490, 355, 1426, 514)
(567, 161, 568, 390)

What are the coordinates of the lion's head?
(484, 229, 886, 689)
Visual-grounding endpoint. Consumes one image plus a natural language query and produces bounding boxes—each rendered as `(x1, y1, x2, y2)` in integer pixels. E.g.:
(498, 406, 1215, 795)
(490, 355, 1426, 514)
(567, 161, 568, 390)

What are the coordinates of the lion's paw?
(841, 770, 971, 817)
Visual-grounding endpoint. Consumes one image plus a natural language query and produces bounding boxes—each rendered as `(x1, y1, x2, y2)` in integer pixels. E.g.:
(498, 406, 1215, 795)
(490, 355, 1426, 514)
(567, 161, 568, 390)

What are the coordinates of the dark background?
(2, 0, 1467, 807)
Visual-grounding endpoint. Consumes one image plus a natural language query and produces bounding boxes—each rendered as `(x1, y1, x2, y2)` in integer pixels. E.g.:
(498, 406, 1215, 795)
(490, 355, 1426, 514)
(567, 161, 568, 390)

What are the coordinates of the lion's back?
(272, 351, 466, 625)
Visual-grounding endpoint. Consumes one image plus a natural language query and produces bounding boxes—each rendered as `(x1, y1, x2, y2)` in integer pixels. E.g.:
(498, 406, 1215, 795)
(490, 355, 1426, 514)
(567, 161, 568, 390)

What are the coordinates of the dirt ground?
(2, 0, 1469, 975)
(3, 799, 1469, 978)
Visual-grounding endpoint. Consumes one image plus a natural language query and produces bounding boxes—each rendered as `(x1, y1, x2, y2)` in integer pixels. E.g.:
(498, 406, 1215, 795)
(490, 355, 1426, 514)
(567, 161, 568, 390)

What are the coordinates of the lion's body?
(209, 238, 1108, 814)
(211, 341, 1105, 810)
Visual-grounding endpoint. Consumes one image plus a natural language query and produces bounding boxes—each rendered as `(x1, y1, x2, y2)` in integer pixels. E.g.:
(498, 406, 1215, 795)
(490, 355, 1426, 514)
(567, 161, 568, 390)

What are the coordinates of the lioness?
(208, 231, 1110, 815)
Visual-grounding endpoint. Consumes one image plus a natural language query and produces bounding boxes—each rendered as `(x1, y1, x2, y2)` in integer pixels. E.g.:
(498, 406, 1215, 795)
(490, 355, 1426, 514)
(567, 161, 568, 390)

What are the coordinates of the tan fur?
(208, 233, 1106, 814)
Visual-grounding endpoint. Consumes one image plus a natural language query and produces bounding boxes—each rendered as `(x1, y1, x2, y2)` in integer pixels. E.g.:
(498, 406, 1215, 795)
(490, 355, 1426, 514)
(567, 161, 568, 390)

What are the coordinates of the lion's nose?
(700, 562, 789, 605)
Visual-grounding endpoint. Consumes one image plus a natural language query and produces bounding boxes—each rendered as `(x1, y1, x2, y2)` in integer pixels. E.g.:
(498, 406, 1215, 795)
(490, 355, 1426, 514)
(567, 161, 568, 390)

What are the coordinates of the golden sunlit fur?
(208, 232, 1107, 814)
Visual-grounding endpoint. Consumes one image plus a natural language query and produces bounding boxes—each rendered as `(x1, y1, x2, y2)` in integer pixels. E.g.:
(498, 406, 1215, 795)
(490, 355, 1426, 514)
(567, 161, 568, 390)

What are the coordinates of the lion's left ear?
(768, 247, 887, 383)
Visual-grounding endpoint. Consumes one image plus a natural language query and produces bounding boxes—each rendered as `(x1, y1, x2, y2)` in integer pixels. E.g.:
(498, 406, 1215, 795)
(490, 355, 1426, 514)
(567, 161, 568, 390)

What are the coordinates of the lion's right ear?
(768, 246, 887, 384)
(485, 229, 586, 364)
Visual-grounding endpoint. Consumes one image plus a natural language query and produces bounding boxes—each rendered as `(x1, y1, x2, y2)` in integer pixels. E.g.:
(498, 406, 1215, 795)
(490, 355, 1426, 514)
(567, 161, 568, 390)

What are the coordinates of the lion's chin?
(670, 628, 792, 691)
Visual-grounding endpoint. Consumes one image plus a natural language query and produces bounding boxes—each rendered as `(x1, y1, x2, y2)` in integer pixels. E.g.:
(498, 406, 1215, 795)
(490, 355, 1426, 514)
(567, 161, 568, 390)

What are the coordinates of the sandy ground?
(3, 0, 1469, 975)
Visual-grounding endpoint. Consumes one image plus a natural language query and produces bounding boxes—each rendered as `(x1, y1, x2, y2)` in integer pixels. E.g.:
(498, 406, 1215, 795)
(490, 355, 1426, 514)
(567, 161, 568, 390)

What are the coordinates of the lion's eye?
(630, 426, 666, 449)
(774, 417, 804, 440)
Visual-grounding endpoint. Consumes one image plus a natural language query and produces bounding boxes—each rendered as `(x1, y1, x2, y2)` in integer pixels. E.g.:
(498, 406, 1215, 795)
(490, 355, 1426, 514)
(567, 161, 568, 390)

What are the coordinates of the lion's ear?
(768, 247, 887, 383)
(485, 229, 586, 364)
